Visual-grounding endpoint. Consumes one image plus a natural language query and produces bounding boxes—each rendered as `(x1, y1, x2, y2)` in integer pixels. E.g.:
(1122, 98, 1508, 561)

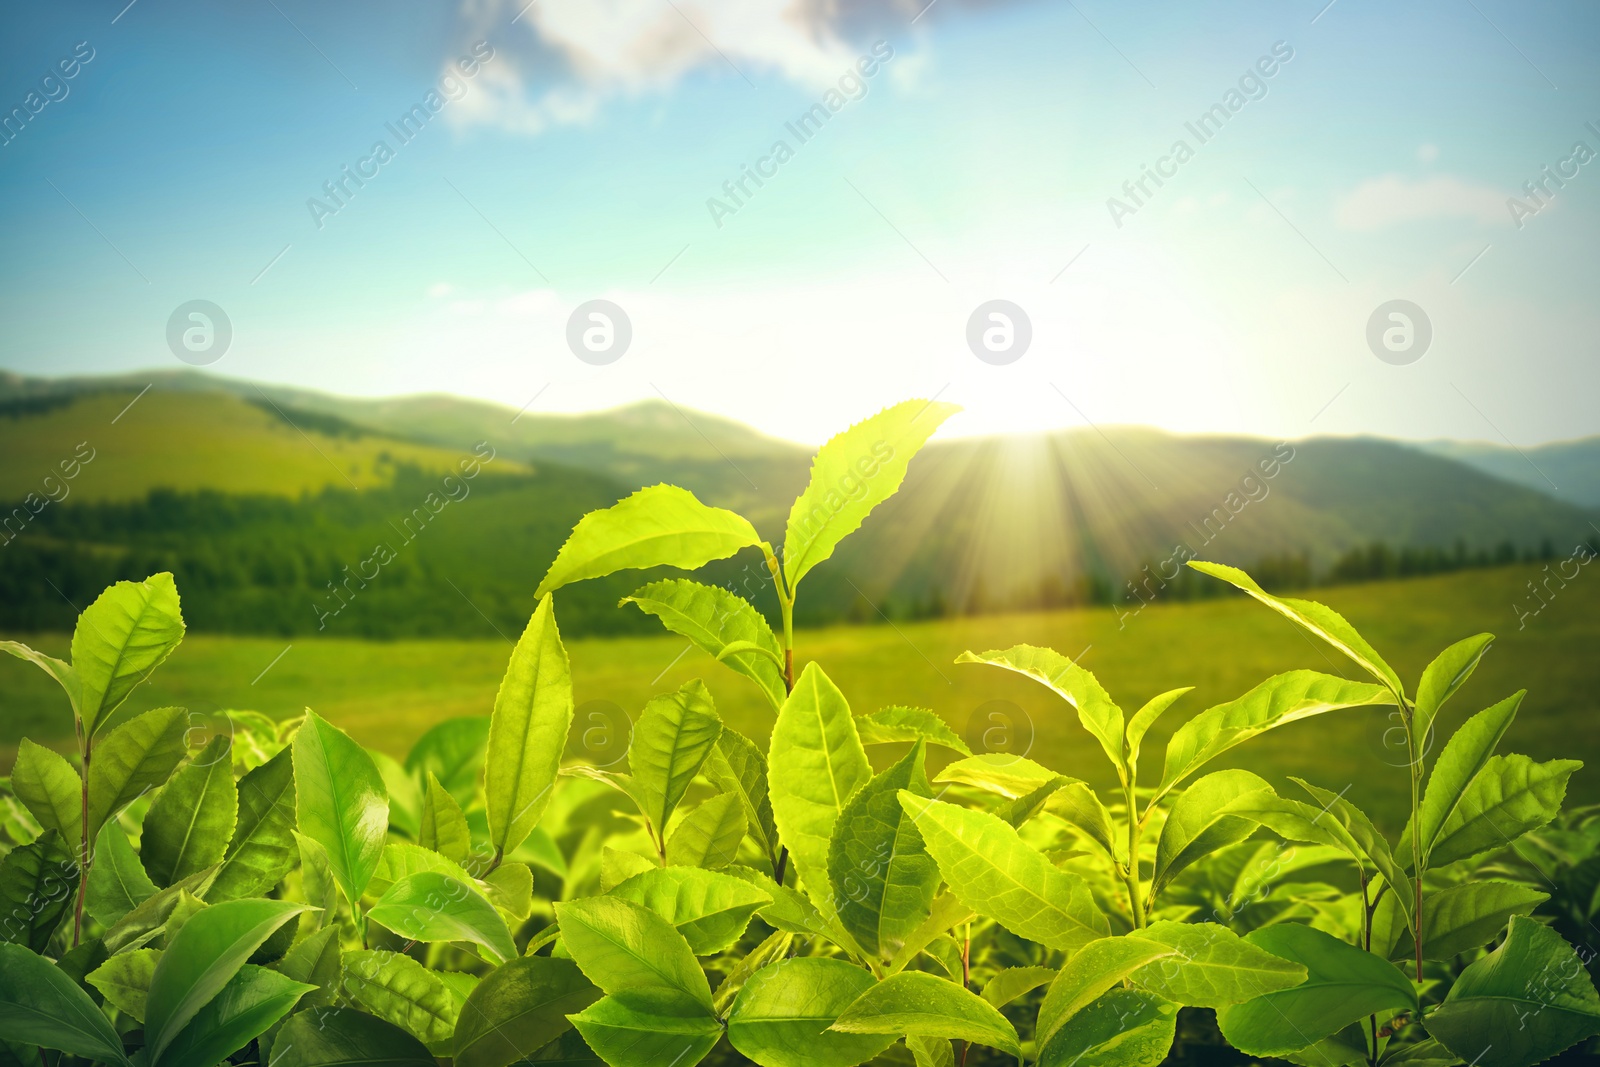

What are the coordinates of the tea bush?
(1, 401, 1594, 1066)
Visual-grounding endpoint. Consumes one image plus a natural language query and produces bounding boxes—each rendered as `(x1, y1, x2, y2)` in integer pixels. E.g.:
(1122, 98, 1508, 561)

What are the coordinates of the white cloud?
(1336, 174, 1506, 231)
(448, 0, 876, 134)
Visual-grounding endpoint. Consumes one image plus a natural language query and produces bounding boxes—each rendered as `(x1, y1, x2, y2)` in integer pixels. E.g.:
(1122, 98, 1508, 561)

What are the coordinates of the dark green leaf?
(454, 956, 600, 1067)
(569, 991, 722, 1067)
(86, 947, 159, 1022)
(0, 943, 129, 1065)
(142, 735, 238, 887)
(1036, 989, 1176, 1067)
(829, 741, 938, 960)
(154, 964, 313, 1067)
(210, 746, 297, 902)
(270, 1007, 437, 1066)
(1215, 924, 1416, 1057)
(143, 897, 309, 1063)
(1429, 916, 1600, 1067)
(0, 829, 77, 952)
(9, 740, 81, 855)
(87, 705, 189, 839)
(341, 949, 458, 1048)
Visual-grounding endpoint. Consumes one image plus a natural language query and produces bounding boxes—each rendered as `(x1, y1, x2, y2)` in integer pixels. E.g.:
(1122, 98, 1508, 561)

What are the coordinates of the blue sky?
(2, 0, 1596, 444)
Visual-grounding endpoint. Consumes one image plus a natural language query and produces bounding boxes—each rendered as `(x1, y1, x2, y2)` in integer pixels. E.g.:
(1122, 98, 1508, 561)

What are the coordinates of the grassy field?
(3, 563, 1595, 831)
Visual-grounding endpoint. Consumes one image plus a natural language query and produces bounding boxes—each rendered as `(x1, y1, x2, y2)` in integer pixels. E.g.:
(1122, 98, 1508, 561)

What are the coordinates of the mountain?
(1, 371, 1595, 637)
(1414, 437, 1600, 510)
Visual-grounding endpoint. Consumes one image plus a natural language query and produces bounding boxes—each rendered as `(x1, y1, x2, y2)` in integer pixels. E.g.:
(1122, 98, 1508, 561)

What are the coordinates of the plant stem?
(72, 719, 91, 948)
(1124, 780, 1146, 929)
(1360, 871, 1379, 1066)
(766, 544, 796, 887)
(1405, 701, 1424, 982)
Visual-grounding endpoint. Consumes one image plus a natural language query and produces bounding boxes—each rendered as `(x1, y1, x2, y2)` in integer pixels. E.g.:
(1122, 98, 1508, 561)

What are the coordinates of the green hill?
(1, 372, 1595, 638)
(1416, 436, 1600, 509)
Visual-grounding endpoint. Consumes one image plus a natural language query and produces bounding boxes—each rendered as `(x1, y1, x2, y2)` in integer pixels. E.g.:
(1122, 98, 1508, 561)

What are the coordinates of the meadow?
(4, 561, 1593, 832)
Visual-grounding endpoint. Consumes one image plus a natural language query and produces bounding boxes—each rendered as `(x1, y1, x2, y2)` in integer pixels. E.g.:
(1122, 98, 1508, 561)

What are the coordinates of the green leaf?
(897, 794, 1107, 952)
(727, 957, 895, 1067)
(829, 741, 939, 960)
(783, 399, 959, 589)
(569, 991, 722, 1067)
(769, 662, 872, 912)
(481, 861, 535, 922)
(1036, 989, 1176, 1067)
(539, 484, 763, 596)
(665, 792, 746, 869)
(629, 680, 722, 838)
(71, 572, 186, 737)
(980, 966, 1056, 1009)
(274, 925, 341, 1009)
(1214, 924, 1416, 1057)
(955, 644, 1125, 778)
(1428, 916, 1600, 1067)
(1185, 561, 1403, 695)
(141, 734, 238, 887)
(0, 640, 80, 722)
(271, 1006, 437, 1066)
(1286, 778, 1414, 930)
(142, 898, 309, 1061)
(908, 1035, 955, 1067)
(933, 753, 1060, 798)
(0, 829, 77, 952)
(486, 595, 573, 857)
(1035, 935, 1178, 1049)
(854, 707, 971, 755)
(556, 895, 712, 1009)
(453, 956, 600, 1067)
(404, 716, 490, 809)
(373, 750, 421, 839)
(85, 821, 156, 927)
(623, 579, 787, 711)
(1044, 783, 1120, 863)
(1128, 921, 1307, 1008)
(1125, 687, 1192, 772)
(724, 865, 836, 940)
(1152, 769, 1269, 900)
(9, 740, 81, 855)
(712, 929, 792, 1015)
(1426, 754, 1582, 869)
(0, 943, 130, 1065)
(1411, 691, 1522, 867)
(86, 706, 189, 841)
(601, 847, 658, 893)
(101, 868, 218, 954)
(210, 746, 297, 902)
(293, 711, 388, 904)
(365, 840, 474, 901)
(705, 728, 779, 870)
(155, 964, 313, 1067)
(342, 949, 460, 1048)
(1158, 670, 1393, 795)
(1413, 633, 1495, 760)
(419, 771, 472, 863)
(1388, 881, 1548, 963)
(886, 893, 976, 975)
(831, 971, 1022, 1061)
(612, 866, 772, 955)
(367, 871, 517, 962)
(87, 947, 160, 1021)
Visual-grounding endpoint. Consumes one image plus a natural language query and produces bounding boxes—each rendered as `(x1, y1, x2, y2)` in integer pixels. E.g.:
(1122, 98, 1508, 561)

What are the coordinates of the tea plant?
(0, 400, 1594, 1067)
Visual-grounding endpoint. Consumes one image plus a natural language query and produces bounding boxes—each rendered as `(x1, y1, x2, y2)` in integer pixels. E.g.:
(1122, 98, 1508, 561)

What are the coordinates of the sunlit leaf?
(831, 971, 1022, 1061)
(623, 579, 787, 711)
(956, 644, 1125, 777)
(70, 572, 186, 737)
(726, 957, 894, 1067)
(486, 595, 573, 858)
